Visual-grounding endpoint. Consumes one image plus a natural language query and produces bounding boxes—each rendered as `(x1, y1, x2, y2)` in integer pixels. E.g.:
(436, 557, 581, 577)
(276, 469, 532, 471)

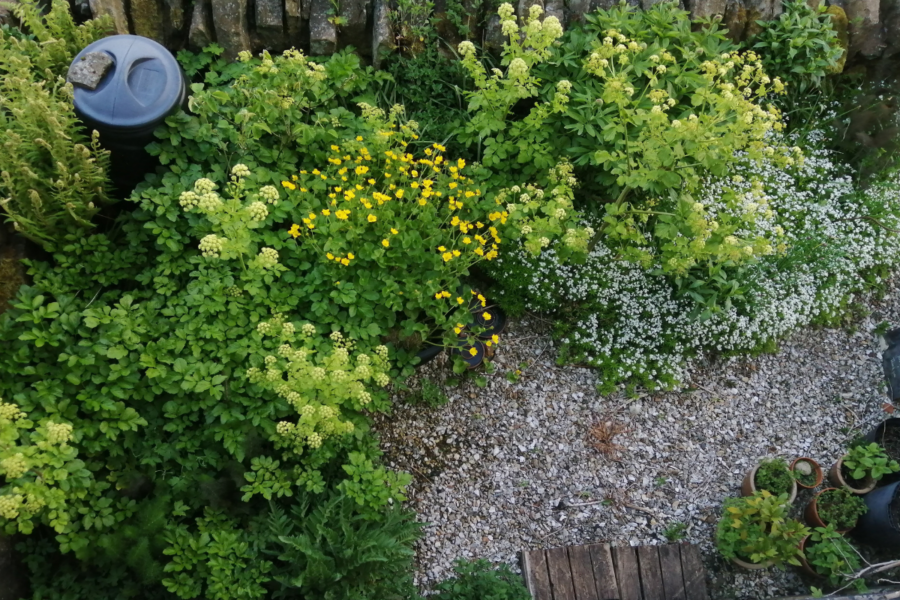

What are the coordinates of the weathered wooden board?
(547, 546, 577, 600)
(523, 549, 554, 600)
(588, 543, 619, 600)
(679, 543, 708, 600)
(637, 545, 665, 600)
(568, 544, 600, 600)
(659, 544, 687, 600)
(612, 546, 642, 600)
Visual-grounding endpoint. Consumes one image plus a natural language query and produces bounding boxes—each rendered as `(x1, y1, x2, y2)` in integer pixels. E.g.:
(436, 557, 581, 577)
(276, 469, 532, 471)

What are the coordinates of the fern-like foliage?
(266, 491, 422, 600)
(0, 0, 112, 250)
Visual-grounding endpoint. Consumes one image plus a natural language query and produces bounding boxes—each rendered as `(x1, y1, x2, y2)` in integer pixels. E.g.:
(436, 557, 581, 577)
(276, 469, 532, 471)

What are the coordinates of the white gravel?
(373, 275, 900, 599)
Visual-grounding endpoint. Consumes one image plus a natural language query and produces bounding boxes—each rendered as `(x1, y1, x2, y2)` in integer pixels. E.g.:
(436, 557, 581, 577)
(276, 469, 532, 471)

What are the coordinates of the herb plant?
(843, 443, 900, 482)
(431, 559, 531, 600)
(716, 490, 810, 567)
(805, 525, 865, 591)
(815, 488, 867, 530)
(0, 0, 113, 250)
(755, 459, 794, 495)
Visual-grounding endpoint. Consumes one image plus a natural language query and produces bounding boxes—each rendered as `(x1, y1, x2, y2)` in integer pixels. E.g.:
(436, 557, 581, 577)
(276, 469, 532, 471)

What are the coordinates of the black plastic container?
(70, 35, 188, 198)
(473, 304, 507, 340)
(415, 343, 443, 367)
(865, 417, 900, 485)
(882, 327, 900, 402)
(853, 481, 900, 548)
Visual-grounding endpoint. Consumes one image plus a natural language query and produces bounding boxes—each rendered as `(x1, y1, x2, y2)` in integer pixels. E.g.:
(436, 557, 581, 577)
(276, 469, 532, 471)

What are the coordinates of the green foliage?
(409, 378, 450, 407)
(716, 490, 809, 567)
(754, 458, 793, 496)
(431, 559, 530, 600)
(663, 521, 687, 542)
(0, 0, 112, 250)
(805, 525, 865, 591)
(815, 488, 867, 530)
(265, 491, 422, 600)
(747, 0, 843, 92)
(843, 443, 900, 482)
(381, 42, 468, 146)
(455, 3, 568, 188)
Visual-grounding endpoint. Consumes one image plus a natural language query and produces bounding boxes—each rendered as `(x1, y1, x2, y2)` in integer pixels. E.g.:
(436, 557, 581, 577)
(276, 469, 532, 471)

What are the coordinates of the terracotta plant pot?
(805, 487, 858, 534)
(797, 536, 823, 579)
(741, 463, 798, 505)
(730, 555, 773, 570)
(829, 456, 876, 494)
(791, 457, 824, 489)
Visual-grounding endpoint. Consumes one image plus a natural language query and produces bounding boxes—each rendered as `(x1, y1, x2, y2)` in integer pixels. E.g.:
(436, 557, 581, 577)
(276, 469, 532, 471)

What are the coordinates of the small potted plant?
(798, 525, 865, 592)
(805, 487, 868, 533)
(742, 458, 798, 504)
(831, 443, 900, 494)
(791, 457, 823, 489)
(717, 490, 810, 569)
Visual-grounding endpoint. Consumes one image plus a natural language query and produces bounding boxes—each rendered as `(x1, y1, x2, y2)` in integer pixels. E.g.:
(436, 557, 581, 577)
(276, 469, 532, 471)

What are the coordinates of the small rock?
(67, 52, 114, 91)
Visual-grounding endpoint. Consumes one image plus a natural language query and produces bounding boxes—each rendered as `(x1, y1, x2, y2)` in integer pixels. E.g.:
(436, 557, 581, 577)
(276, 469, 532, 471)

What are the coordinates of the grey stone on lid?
(67, 51, 115, 91)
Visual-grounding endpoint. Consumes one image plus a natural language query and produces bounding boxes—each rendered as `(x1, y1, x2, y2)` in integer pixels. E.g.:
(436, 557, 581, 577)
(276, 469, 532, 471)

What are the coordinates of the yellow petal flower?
(348, 252, 355, 259)
(468, 347, 477, 357)
(382, 239, 390, 247)
(368, 214, 377, 223)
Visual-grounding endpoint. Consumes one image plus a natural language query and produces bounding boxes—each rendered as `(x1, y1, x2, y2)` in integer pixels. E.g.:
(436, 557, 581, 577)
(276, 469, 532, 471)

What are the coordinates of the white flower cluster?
(231, 163, 251, 179)
(45, 422, 73, 445)
(1, 453, 27, 479)
(494, 134, 900, 388)
(259, 185, 280, 204)
(256, 247, 279, 268)
(247, 201, 268, 221)
(199, 234, 225, 258)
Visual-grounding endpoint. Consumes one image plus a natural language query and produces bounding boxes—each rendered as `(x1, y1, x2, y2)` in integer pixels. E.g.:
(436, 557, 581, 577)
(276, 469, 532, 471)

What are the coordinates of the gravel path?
(373, 275, 900, 599)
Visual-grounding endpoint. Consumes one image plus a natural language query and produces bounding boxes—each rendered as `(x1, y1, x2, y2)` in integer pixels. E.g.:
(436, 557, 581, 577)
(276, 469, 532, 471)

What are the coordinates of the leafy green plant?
(804, 525, 865, 591)
(264, 491, 422, 600)
(716, 490, 809, 567)
(843, 443, 900, 482)
(815, 488, 867, 530)
(747, 0, 844, 92)
(755, 458, 794, 495)
(410, 379, 450, 407)
(431, 559, 530, 600)
(0, 0, 113, 250)
(663, 521, 687, 542)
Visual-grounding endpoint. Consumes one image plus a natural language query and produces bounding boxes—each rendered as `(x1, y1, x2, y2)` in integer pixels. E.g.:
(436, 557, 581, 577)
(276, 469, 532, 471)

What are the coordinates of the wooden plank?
(679, 544, 708, 600)
(568, 545, 600, 600)
(612, 546, 642, 600)
(522, 549, 554, 600)
(588, 544, 619, 600)
(637, 545, 665, 600)
(547, 546, 577, 600)
(658, 545, 686, 600)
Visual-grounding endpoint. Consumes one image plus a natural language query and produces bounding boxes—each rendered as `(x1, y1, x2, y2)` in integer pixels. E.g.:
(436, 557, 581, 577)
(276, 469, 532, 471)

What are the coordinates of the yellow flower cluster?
(281, 140, 501, 267)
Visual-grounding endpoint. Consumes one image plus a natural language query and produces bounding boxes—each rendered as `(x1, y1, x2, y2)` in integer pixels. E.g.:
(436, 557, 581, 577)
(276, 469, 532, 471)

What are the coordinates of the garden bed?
(375, 274, 900, 597)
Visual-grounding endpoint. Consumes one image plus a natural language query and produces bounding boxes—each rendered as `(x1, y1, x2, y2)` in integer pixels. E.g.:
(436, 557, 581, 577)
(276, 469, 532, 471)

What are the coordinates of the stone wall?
(69, 0, 900, 65)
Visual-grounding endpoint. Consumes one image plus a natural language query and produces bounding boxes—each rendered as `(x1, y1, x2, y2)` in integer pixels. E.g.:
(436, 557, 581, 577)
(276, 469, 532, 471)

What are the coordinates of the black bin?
(70, 35, 187, 198)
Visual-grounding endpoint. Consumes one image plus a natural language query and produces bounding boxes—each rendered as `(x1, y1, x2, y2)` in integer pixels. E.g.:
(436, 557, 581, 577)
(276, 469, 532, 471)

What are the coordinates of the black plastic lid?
(71, 35, 185, 132)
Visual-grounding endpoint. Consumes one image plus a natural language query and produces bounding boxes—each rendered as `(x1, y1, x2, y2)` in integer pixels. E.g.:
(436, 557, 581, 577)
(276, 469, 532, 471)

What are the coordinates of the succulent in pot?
(805, 487, 867, 533)
(799, 525, 866, 592)
(831, 443, 900, 493)
(790, 457, 823, 489)
(742, 458, 798, 504)
(717, 490, 810, 569)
